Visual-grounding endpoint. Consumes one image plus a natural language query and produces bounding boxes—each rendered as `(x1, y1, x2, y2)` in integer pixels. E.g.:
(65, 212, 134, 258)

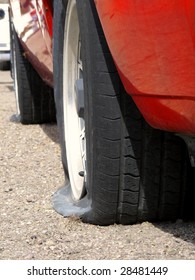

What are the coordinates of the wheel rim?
(63, 0, 86, 201)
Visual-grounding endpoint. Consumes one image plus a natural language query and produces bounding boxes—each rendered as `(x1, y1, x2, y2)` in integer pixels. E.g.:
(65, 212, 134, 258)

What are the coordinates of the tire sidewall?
(53, 0, 69, 177)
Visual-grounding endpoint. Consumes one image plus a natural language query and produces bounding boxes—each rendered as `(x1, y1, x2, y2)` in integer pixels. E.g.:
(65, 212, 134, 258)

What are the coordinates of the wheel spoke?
(75, 78, 84, 118)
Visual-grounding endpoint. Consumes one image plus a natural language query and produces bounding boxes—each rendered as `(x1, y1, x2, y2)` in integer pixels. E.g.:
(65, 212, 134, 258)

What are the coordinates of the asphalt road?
(0, 70, 195, 260)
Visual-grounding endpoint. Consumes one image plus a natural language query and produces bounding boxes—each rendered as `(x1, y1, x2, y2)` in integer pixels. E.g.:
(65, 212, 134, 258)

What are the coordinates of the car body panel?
(0, 3, 10, 62)
(95, 0, 195, 134)
(9, 0, 195, 135)
(9, 0, 53, 85)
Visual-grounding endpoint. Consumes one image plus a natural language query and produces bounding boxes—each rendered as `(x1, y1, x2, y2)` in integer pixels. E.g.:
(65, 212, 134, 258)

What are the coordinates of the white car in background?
(0, 1, 10, 70)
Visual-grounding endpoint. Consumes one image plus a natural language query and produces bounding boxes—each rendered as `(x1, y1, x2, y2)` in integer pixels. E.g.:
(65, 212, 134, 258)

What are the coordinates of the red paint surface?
(95, 0, 195, 134)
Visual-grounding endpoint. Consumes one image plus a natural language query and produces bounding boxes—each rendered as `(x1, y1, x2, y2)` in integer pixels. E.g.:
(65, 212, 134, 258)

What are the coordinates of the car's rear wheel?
(53, 0, 194, 225)
(11, 24, 56, 124)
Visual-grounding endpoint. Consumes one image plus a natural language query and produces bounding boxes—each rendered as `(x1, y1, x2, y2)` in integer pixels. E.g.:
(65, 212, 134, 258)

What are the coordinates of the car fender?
(95, 0, 195, 134)
(9, 0, 53, 86)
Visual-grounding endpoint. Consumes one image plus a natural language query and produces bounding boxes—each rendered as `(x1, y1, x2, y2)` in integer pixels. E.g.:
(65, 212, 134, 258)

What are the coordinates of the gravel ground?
(0, 70, 195, 260)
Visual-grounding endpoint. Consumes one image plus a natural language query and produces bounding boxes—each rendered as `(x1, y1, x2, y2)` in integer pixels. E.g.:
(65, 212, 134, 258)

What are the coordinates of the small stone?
(4, 188, 13, 193)
(30, 235, 37, 240)
(26, 197, 35, 203)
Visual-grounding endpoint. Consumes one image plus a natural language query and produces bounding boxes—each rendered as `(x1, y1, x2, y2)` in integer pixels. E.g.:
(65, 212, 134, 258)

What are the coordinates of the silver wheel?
(63, 0, 86, 200)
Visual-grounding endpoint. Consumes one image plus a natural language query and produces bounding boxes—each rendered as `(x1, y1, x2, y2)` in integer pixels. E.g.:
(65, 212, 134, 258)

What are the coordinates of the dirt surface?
(0, 70, 195, 260)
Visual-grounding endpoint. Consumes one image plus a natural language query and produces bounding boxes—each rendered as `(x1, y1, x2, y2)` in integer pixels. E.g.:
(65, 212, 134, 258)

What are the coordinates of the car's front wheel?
(10, 22, 56, 124)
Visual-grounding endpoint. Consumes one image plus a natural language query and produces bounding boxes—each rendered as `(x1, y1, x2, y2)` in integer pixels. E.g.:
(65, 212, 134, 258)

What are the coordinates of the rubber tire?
(53, 0, 68, 177)
(54, 0, 193, 225)
(11, 25, 56, 124)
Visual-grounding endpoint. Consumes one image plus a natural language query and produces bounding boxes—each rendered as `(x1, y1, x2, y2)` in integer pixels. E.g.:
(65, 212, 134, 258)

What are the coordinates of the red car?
(9, 0, 195, 225)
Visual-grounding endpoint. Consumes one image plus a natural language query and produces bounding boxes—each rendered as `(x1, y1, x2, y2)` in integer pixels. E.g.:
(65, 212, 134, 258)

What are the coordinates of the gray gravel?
(0, 70, 195, 260)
